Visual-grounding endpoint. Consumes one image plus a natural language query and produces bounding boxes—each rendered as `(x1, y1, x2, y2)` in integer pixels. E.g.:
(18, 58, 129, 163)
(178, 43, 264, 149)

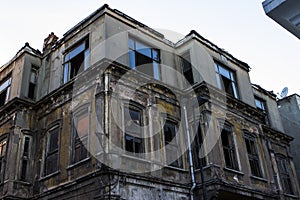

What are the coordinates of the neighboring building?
(262, 0, 300, 39)
(278, 94, 300, 185)
(0, 4, 299, 200)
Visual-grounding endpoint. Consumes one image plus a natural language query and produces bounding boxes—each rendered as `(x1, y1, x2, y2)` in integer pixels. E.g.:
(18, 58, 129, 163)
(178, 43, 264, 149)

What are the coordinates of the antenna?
(280, 87, 288, 98)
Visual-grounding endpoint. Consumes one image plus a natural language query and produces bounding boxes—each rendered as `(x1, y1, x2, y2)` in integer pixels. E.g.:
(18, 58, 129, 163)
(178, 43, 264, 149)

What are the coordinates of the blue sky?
(0, 0, 299, 95)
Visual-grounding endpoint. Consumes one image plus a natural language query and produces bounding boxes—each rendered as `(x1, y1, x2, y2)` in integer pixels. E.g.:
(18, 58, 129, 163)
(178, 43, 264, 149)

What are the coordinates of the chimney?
(43, 32, 58, 52)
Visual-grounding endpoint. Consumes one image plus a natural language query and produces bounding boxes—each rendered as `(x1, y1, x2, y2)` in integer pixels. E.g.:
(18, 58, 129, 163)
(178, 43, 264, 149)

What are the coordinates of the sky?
(0, 0, 299, 96)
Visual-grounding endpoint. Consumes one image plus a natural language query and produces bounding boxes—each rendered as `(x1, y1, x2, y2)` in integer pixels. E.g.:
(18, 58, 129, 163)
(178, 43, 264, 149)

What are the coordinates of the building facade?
(0, 4, 299, 200)
(278, 94, 300, 186)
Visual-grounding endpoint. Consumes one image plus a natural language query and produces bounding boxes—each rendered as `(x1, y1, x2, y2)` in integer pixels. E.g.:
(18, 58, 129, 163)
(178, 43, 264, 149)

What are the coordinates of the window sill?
(121, 154, 151, 164)
(67, 157, 91, 170)
(223, 167, 244, 176)
(40, 171, 60, 181)
(250, 175, 268, 182)
(283, 193, 298, 199)
(164, 165, 188, 172)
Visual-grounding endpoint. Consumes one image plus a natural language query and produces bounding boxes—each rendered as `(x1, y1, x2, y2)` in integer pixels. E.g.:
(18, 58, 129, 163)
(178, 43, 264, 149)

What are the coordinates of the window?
(194, 124, 206, 169)
(254, 96, 269, 125)
(215, 62, 239, 98)
(129, 37, 160, 80)
(44, 127, 60, 176)
(124, 106, 144, 157)
(220, 124, 239, 170)
(277, 155, 294, 195)
(0, 77, 11, 106)
(20, 136, 31, 181)
(28, 67, 38, 99)
(244, 133, 262, 177)
(181, 51, 194, 85)
(72, 108, 89, 163)
(164, 120, 182, 168)
(63, 38, 90, 83)
(0, 138, 7, 183)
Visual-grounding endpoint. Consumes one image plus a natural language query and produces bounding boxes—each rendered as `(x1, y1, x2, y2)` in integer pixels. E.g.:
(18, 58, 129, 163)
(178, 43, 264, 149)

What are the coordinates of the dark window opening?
(44, 127, 59, 176)
(164, 120, 182, 168)
(277, 155, 294, 195)
(220, 124, 238, 170)
(72, 109, 89, 163)
(244, 133, 262, 177)
(215, 63, 239, 98)
(129, 38, 160, 80)
(181, 51, 194, 85)
(254, 97, 269, 125)
(28, 67, 38, 99)
(20, 137, 30, 181)
(194, 125, 206, 169)
(63, 39, 90, 83)
(0, 77, 11, 107)
(124, 106, 144, 157)
(0, 138, 7, 183)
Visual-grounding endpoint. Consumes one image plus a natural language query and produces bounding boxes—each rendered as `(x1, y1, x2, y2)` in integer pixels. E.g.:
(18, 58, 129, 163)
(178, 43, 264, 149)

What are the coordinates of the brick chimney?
(43, 32, 58, 52)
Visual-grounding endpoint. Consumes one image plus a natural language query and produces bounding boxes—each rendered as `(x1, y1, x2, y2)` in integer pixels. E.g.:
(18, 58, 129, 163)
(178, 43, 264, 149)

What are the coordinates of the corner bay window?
(244, 133, 262, 177)
(0, 77, 11, 106)
(124, 106, 144, 157)
(63, 38, 90, 83)
(220, 124, 239, 170)
(164, 120, 182, 168)
(72, 108, 89, 163)
(44, 127, 60, 176)
(215, 62, 239, 98)
(129, 37, 160, 80)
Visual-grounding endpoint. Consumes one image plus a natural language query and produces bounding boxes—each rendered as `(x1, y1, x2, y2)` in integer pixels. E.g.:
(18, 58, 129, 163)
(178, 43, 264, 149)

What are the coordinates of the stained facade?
(0, 4, 299, 200)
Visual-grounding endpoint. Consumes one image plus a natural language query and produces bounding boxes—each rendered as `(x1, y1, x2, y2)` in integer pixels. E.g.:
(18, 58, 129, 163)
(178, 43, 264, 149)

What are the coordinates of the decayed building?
(0, 4, 299, 200)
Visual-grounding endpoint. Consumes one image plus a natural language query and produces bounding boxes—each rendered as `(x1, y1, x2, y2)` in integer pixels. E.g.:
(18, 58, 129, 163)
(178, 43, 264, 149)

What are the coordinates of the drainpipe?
(183, 105, 196, 200)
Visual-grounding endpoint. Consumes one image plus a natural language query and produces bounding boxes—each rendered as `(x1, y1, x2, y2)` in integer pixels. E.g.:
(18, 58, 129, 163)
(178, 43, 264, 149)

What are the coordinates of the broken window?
(72, 107, 89, 163)
(129, 37, 160, 80)
(220, 124, 239, 170)
(20, 136, 31, 181)
(181, 51, 194, 85)
(215, 63, 239, 98)
(244, 133, 262, 177)
(0, 138, 7, 183)
(276, 155, 294, 195)
(0, 76, 11, 107)
(44, 127, 60, 176)
(63, 38, 90, 83)
(164, 120, 182, 168)
(28, 66, 38, 99)
(124, 106, 144, 157)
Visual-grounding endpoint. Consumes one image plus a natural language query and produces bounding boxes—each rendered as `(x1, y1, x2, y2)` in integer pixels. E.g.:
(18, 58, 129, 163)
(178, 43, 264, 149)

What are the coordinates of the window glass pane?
(152, 49, 159, 61)
(84, 49, 90, 70)
(66, 43, 86, 62)
(129, 38, 135, 49)
(0, 78, 11, 92)
(136, 41, 151, 57)
(153, 62, 160, 80)
(76, 112, 89, 138)
(218, 66, 231, 79)
(232, 82, 239, 98)
(49, 128, 59, 153)
(124, 107, 141, 135)
(129, 50, 136, 69)
(63, 64, 69, 83)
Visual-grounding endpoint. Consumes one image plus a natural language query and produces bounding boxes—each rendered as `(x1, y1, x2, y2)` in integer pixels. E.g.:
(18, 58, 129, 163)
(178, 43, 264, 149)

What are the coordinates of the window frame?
(44, 124, 61, 177)
(243, 132, 263, 177)
(181, 50, 195, 85)
(123, 103, 145, 158)
(0, 76, 12, 106)
(0, 135, 8, 183)
(28, 66, 38, 99)
(215, 62, 239, 99)
(219, 123, 239, 170)
(163, 118, 183, 168)
(20, 135, 32, 181)
(63, 37, 90, 84)
(71, 105, 90, 164)
(128, 37, 160, 80)
(276, 154, 295, 195)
